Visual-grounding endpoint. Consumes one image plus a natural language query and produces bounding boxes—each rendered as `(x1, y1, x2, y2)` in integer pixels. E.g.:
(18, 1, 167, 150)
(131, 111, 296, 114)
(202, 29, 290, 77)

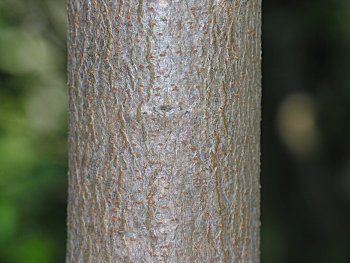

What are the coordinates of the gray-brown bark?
(67, 0, 261, 262)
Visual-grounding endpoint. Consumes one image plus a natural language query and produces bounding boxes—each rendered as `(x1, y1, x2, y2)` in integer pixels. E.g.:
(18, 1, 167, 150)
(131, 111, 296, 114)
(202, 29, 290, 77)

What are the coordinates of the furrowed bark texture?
(67, 0, 261, 262)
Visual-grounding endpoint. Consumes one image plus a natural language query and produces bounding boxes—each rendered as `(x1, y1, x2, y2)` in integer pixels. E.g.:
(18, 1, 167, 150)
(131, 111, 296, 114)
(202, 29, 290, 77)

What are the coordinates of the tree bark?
(66, 0, 261, 262)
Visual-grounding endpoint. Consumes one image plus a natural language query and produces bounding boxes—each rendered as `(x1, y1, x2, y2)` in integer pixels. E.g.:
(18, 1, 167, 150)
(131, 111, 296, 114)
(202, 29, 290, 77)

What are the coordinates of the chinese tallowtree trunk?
(67, 0, 261, 262)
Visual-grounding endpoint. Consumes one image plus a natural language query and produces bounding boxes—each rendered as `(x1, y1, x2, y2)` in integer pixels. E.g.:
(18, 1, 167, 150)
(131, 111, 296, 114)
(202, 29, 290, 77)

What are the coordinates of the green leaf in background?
(10, 234, 54, 263)
(0, 199, 17, 244)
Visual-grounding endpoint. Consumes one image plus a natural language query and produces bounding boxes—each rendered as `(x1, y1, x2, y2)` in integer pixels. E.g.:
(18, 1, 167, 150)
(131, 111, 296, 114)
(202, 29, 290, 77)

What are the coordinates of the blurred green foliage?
(263, 0, 350, 262)
(1, 0, 350, 262)
(0, 0, 67, 262)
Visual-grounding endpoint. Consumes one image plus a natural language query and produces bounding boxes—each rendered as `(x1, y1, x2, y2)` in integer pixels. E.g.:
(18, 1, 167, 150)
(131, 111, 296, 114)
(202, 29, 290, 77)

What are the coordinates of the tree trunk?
(66, 0, 261, 262)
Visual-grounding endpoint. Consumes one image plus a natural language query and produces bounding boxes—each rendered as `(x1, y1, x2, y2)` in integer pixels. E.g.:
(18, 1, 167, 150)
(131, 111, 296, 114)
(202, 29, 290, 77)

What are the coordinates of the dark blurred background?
(0, 0, 349, 262)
